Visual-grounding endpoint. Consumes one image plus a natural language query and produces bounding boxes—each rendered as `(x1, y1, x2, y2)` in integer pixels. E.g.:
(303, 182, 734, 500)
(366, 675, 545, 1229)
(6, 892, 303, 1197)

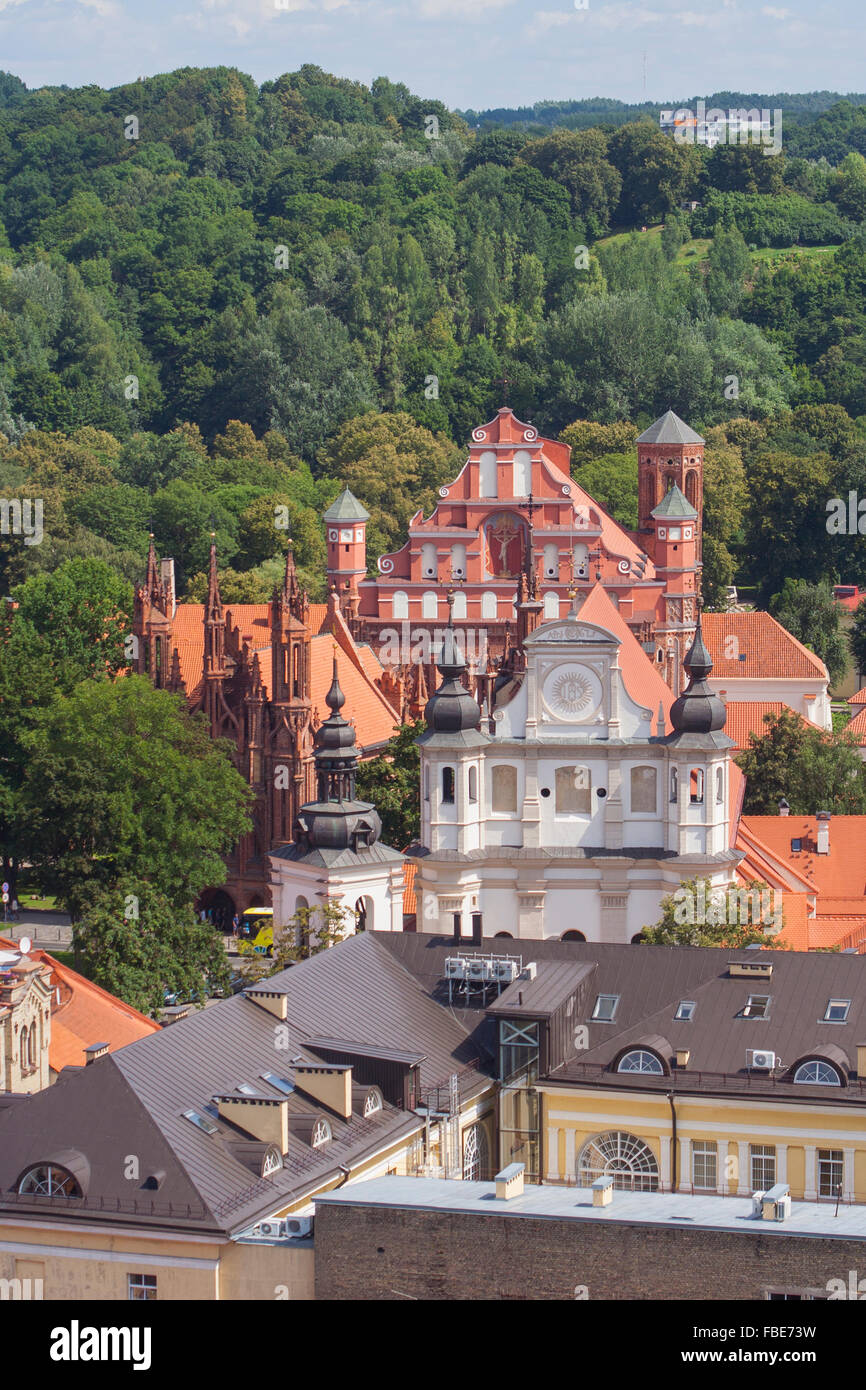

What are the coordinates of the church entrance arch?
(197, 888, 236, 933)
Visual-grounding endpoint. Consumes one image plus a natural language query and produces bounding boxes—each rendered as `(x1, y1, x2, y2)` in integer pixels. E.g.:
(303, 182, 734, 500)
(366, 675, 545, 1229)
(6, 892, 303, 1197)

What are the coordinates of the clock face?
(542, 663, 602, 722)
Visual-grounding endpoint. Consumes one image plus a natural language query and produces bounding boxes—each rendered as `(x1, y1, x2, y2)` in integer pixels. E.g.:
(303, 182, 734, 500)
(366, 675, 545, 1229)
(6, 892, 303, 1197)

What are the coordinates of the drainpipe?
(335, 1163, 352, 1189)
(667, 1091, 677, 1193)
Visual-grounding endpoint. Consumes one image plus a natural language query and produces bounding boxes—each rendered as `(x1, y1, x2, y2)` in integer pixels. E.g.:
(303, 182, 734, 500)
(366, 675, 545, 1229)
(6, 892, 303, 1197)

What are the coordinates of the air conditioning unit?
(748, 1049, 776, 1070)
(751, 1192, 765, 1217)
(284, 1215, 314, 1239)
(491, 959, 518, 983)
(445, 957, 467, 980)
(467, 959, 490, 982)
(250, 1218, 287, 1240)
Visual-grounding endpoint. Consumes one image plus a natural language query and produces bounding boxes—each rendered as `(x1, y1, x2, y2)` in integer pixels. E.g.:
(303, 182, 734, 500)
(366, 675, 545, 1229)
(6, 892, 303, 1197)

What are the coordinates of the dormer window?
(740, 994, 770, 1019)
(311, 1118, 332, 1148)
(823, 1000, 850, 1023)
(794, 1060, 842, 1086)
(363, 1087, 384, 1117)
(592, 994, 619, 1022)
(18, 1164, 83, 1198)
(675, 1000, 696, 1021)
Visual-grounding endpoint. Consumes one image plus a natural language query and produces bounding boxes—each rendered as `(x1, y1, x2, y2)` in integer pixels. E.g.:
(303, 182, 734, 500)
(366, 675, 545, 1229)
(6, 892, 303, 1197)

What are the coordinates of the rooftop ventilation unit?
(444, 957, 467, 980)
(728, 960, 773, 980)
(491, 959, 519, 984)
(248, 1218, 288, 1240)
(467, 959, 490, 982)
(748, 1049, 776, 1070)
(285, 1216, 314, 1239)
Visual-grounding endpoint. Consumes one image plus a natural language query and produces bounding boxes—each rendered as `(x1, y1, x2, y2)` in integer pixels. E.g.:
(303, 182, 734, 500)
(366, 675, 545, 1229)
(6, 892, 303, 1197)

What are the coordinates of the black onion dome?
(424, 622, 481, 734)
(669, 613, 727, 735)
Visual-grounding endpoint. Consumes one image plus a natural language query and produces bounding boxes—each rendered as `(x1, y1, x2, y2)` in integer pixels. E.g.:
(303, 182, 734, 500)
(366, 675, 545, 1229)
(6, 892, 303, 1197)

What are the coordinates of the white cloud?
(761, 5, 791, 17)
(415, 0, 515, 16)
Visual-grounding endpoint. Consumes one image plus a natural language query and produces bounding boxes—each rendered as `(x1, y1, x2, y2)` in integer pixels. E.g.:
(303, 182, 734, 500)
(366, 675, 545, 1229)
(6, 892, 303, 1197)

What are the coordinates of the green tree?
(559, 418, 636, 464)
(271, 899, 352, 969)
(737, 709, 866, 814)
(705, 226, 752, 315)
(18, 675, 253, 918)
(642, 876, 785, 947)
(769, 578, 849, 687)
(355, 718, 423, 848)
(73, 879, 230, 1015)
(849, 598, 866, 678)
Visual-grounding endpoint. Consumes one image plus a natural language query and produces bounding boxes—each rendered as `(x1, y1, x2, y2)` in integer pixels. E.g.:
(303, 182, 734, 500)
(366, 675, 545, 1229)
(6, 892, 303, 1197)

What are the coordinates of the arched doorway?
(577, 1132, 659, 1192)
(197, 888, 236, 934)
(355, 895, 373, 932)
(562, 930, 586, 942)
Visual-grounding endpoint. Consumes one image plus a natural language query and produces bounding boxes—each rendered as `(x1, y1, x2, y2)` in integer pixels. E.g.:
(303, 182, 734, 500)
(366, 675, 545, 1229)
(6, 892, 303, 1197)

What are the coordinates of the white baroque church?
(411, 574, 741, 944)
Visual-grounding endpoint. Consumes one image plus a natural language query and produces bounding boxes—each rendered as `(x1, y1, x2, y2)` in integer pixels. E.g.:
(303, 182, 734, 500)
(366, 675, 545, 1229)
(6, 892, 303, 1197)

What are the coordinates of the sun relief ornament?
(542, 663, 602, 721)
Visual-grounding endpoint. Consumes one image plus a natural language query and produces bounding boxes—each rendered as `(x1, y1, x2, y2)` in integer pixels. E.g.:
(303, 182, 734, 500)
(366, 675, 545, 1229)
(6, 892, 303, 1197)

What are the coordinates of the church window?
(479, 450, 497, 498)
(617, 1049, 664, 1075)
(452, 590, 467, 620)
(689, 768, 704, 804)
(423, 765, 430, 801)
(491, 764, 518, 813)
(451, 543, 466, 579)
(422, 591, 438, 619)
(543, 542, 559, 579)
(670, 767, 678, 802)
(715, 767, 724, 803)
(555, 765, 591, 814)
(513, 449, 532, 497)
(421, 543, 437, 579)
(392, 590, 409, 620)
(543, 590, 560, 619)
(442, 767, 455, 803)
(468, 766, 477, 802)
(630, 766, 657, 813)
(685, 470, 699, 507)
(481, 591, 497, 620)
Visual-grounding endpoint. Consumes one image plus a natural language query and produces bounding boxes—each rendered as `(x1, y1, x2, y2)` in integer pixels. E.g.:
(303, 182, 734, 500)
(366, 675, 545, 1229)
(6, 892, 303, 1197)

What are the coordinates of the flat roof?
(315, 1176, 866, 1242)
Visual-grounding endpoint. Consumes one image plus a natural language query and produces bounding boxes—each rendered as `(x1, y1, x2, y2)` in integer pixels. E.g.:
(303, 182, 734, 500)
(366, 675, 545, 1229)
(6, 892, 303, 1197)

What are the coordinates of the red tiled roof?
(310, 633, 398, 750)
(722, 700, 822, 750)
(577, 583, 673, 730)
(738, 815, 866, 898)
(849, 686, 866, 707)
(0, 937, 160, 1072)
(702, 612, 827, 681)
(845, 707, 866, 744)
(403, 861, 417, 915)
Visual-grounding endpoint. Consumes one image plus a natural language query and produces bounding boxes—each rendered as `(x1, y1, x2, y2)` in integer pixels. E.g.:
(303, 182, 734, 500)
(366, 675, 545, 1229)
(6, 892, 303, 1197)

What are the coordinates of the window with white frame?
(675, 1000, 696, 1021)
(630, 766, 657, 813)
(617, 1049, 663, 1075)
(479, 450, 497, 498)
(513, 449, 532, 497)
(543, 590, 560, 619)
(692, 1141, 718, 1190)
(128, 1273, 157, 1301)
(392, 590, 409, 620)
(794, 1059, 841, 1086)
(715, 766, 724, 803)
(452, 589, 467, 620)
(468, 766, 477, 802)
(422, 590, 438, 619)
(689, 767, 704, 804)
(312, 1119, 332, 1148)
(750, 1144, 776, 1190)
(481, 591, 497, 620)
(818, 1149, 843, 1198)
(592, 994, 619, 1022)
(823, 999, 850, 1023)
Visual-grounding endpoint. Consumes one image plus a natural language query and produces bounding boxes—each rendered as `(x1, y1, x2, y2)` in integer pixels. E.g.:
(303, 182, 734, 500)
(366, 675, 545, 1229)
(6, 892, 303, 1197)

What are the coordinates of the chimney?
(216, 1094, 289, 1151)
(816, 811, 831, 854)
(494, 1163, 524, 1200)
(84, 1041, 109, 1065)
(592, 1176, 614, 1207)
(778, 798, 789, 817)
(857, 1044, 866, 1078)
(294, 1064, 353, 1119)
(676, 1048, 690, 1069)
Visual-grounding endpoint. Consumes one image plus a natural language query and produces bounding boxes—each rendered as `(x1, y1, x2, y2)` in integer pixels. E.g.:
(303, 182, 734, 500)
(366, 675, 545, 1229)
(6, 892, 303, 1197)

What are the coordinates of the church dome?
(669, 613, 727, 735)
(424, 622, 481, 734)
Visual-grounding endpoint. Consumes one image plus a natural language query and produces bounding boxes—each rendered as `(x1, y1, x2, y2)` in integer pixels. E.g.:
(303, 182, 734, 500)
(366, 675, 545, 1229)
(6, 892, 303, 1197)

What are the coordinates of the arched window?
(392, 590, 409, 620)
(311, 1119, 332, 1147)
(18, 1164, 83, 1198)
(423, 764, 430, 802)
(577, 1132, 659, 1192)
(452, 590, 467, 620)
(468, 766, 477, 802)
(685, 470, 699, 508)
(355, 896, 373, 932)
(573, 542, 589, 579)
(421, 543, 437, 579)
(543, 590, 560, 620)
(295, 895, 308, 913)
(543, 542, 559, 579)
(479, 450, 497, 498)
(556, 765, 591, 813)
(491, 764, 517, 813)
(715, 767, 724, 803)
(19, 1025, 28, 1073)
(689, 768, 704, 804)
(493, 931, 513, 938)
(462, 1121, 491, 1181)
(481, 591, 497, 620)
(442, 767, 455, 804)
(422, 591, 438, 619)
(28, 1026, 36, 1071)
(513, 449, 532, 497)
(794, 1060, 842, 1086)
(451, 543, 467, 579)
(617, 1050, 664, 1075)
(562, 930, 586, 942)
(363, 1087, 384, 1117)
(630, 766, 657, 813)
(670, 767, 678, 803)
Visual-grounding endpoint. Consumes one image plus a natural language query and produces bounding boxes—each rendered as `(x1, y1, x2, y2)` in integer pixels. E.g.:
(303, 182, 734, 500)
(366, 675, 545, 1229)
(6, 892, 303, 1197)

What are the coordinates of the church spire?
(205, 530, 222, 622)
(668, 606, 726, 735)
(313, 654, 360, 802)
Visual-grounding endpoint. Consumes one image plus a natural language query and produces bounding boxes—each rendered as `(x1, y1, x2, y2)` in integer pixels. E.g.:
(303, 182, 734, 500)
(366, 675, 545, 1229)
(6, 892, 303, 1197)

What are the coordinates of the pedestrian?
(11, 897, 18, 922)
(232, 913, 240, 938)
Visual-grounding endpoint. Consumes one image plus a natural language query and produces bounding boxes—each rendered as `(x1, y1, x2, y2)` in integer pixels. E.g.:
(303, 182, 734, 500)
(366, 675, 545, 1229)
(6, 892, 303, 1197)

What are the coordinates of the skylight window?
(592, 994, 620, 1022)
(236, 1083, 257, 1096)
(675, 1001, 696, 1021)
(741, 994, 770, 1019)
(790, 838, 802, 853)
(824, 999, 850, 1023)
(182, 1109, 218, 1135)
(261, 1071, 294, 1095)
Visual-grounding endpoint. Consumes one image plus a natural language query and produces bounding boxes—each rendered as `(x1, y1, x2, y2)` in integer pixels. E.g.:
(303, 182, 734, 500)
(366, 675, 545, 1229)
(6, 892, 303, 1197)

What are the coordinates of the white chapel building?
(410, 580, 742, 944)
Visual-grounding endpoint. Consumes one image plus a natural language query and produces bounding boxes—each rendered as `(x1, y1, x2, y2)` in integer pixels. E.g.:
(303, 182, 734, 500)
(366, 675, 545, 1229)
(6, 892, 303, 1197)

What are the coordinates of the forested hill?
(3, 64, 866, 611)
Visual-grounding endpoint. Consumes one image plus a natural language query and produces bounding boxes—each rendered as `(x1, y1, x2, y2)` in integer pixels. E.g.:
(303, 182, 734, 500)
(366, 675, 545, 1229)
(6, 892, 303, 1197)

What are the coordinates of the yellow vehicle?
(240, 907, 274, 955)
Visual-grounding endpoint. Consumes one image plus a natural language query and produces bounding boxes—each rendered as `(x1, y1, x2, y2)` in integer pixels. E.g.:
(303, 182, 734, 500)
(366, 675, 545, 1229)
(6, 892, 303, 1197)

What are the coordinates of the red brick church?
(335, 405, 704, 697)
(134, 403, 705, 914)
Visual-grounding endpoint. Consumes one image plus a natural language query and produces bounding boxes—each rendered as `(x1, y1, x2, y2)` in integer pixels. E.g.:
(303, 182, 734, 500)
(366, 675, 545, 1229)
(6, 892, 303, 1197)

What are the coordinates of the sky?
(1, 0, 865, 110)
